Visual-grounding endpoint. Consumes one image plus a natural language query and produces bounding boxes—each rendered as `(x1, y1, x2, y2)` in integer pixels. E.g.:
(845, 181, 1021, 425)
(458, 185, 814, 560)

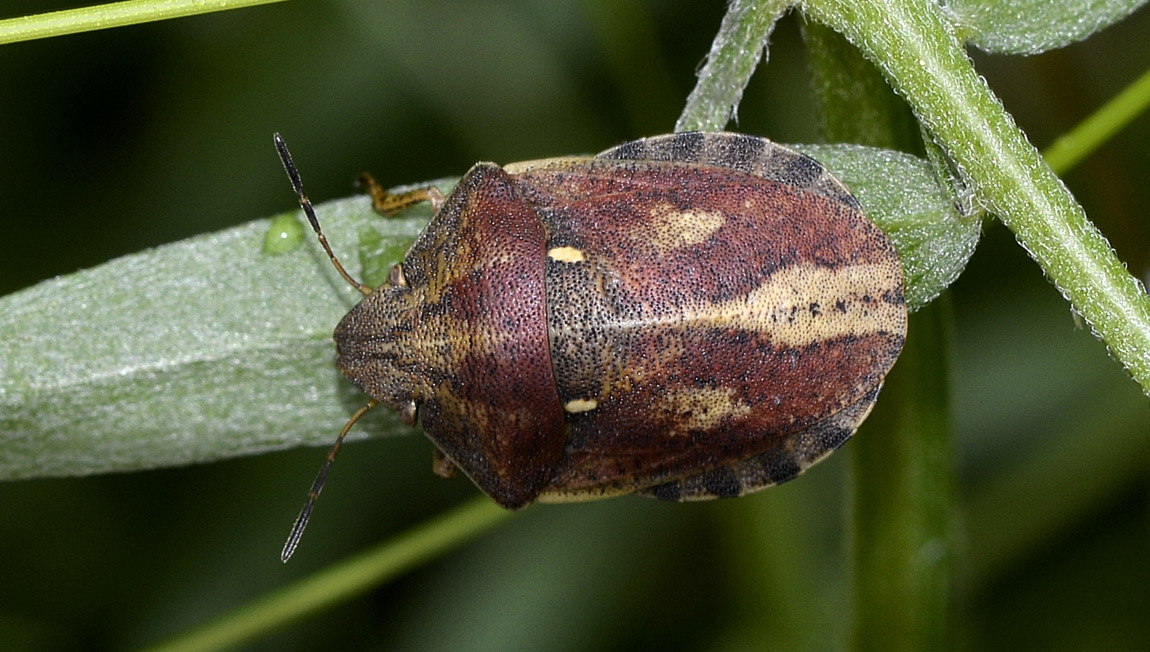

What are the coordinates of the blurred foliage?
(0, 1, 1147, 651)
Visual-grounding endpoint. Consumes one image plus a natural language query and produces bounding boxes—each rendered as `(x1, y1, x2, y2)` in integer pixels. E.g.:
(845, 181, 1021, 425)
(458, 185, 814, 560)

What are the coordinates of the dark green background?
(1, 2, 1147, 650)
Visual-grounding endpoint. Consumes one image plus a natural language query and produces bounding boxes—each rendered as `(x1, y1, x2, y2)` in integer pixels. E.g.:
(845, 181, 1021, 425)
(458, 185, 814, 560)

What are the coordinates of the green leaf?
(946, 0, 1149, 55)
(0, 196, 432, 481)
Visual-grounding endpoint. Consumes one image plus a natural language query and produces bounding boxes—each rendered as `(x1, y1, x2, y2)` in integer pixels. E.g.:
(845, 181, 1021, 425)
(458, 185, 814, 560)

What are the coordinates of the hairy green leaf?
(946, 0, 1149, 55)
(0, 197, 429, 481)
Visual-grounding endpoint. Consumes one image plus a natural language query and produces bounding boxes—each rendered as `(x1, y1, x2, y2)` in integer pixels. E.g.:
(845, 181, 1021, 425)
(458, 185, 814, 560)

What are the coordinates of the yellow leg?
(358, 173, 445, 215)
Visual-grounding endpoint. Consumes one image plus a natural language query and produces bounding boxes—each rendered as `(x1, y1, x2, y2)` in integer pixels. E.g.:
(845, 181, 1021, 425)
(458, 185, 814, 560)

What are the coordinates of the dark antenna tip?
(278, 400, 379, 562)
(272, 132, 372, 296)
(281, 501, 313, 563)
(273, 133, 306, 199)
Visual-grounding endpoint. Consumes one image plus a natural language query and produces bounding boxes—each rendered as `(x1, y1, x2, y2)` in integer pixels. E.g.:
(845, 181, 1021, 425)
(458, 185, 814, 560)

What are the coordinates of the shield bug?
(274, 131, 907, 561)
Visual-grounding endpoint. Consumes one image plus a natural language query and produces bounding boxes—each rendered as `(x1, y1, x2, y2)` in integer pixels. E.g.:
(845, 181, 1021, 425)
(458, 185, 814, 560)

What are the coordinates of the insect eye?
(387, 263, 408, 287)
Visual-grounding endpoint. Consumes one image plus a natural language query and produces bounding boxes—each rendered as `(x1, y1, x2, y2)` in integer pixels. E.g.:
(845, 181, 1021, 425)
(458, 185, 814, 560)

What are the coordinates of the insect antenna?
(273, 133, 372, 296)
(281, 399, 380, 562)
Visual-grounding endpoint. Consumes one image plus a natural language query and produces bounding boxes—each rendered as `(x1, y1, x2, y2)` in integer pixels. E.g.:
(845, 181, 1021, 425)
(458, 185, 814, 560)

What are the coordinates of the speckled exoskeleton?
(274, 131, 907, 560)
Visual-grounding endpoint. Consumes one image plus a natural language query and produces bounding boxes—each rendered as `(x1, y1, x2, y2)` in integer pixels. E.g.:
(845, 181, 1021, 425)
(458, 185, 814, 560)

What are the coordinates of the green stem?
(675, 0, 790, 132)
(1042, 66, 1150, 175)
(0, 0, 288, 45)
(850, 301, 954, 651)
(802, 21, 919, 151)
(805, 0, 1150, 394)
(140, 497, 512, 652)
(804, 23, 953, 651)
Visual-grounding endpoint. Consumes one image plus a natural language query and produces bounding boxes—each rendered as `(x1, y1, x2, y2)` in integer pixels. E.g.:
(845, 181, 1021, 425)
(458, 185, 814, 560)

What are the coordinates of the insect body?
(276, 132, 907, 560)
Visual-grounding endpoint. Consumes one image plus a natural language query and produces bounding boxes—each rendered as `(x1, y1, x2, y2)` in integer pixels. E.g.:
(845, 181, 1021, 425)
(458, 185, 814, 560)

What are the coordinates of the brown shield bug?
(274, 131, 907, 561)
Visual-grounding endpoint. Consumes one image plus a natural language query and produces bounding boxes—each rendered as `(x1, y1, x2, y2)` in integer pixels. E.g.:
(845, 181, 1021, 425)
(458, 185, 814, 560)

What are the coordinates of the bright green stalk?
(1043, 66, 1150, 175)
(0, 0, 289, 45)
(140, 497, 511, 652)
(675, 0, 790, 132)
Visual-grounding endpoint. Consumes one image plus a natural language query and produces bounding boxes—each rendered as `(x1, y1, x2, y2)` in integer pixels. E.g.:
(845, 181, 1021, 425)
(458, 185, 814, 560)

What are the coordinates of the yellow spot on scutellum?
(564, 398, 598, 413)
(548, 246, 586, 263)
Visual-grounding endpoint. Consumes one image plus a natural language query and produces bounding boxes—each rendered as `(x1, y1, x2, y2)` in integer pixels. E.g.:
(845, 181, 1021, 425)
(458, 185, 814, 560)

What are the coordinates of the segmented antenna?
(273, 133, 371, 296)
(274, 132, 381, 562)
(281, 399, 379, 562)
